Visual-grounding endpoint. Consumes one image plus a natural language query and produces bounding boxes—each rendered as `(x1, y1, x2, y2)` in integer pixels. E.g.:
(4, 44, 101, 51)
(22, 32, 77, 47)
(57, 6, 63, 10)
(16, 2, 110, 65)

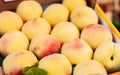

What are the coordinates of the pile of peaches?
(0, 0, 120, 75)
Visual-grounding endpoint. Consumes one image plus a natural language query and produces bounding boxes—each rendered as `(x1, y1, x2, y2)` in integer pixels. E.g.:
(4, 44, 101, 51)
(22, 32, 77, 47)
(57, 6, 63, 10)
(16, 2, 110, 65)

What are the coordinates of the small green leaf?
(22, 63, 47, 75)
(31, 63, 38, 67)
(22, 66, 31, 74)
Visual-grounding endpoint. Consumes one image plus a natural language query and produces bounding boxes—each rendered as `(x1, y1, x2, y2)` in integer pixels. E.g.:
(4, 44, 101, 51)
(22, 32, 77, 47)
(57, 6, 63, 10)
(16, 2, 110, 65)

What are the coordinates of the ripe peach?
(70, 6, 98, 30)
(81, 24, 113, 49)
(16, 0, 43, 21)
(42, 3, 69, 26)
(0, 67, 4, 75)
(29, 34, 61, 59)
(3, 50, 38, 75)
(61, 38, 93, 64)
(38, 53, 72, 75)
(62, 0, 87, 12)
(73, 60, 107, 75)
(0, 11, 23, 35)
(22, 17, 51, 40)
(94, 41, 120, 73)
(0, 30, 29, 56)
(51, 21, 80, 44)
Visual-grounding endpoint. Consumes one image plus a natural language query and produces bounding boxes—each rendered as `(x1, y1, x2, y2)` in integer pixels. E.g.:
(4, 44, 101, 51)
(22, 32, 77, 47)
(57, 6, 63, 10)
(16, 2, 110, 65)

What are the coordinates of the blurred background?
(97, 0, 120, 31)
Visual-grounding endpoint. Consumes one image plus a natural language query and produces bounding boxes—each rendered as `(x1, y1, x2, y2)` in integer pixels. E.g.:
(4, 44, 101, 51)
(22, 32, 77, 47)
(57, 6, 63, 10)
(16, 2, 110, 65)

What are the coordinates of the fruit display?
(0, 0, 119, 75)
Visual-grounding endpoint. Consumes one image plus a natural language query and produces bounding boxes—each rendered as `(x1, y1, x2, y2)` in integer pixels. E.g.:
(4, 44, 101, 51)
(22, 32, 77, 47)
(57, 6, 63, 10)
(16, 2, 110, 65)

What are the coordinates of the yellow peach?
(38, 53, 72, 75)
(94, 41, 120, 73)
(42, 3, 69, 27)
(0, 11, 23, 35)
(22, 17, 51, 40)
(0, 30, 29, 56)
(3, 50, 38, 75)
(29, 34, 61, 59)
(16, 0, 43, 21)
(62, 0, 87, 12)
(61, 38, 93, 64)
(73, 60, 107, 75)
(70, 6, 98, 30)
(51, 21, 80, 44)
(81, 24, 113, 49)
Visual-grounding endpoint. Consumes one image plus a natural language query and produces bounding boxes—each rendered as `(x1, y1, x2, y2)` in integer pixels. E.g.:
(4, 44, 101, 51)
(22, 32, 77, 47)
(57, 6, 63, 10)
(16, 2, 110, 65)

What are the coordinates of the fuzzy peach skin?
(38, 53, 72, 75)
(29, 34, 61, 59)
(70, 6, 98, 30)
(81, 24, 113, 49)
(22, 17, 51, 40)
(0, 67, 4, 75)
(61, 38, 93, 64)
(3, 50, 38, 75)
(0, 30, 29, 56)
(51, 21, 80, 44)
(0, 11, 23, 36)
(16, 0, 43, 21)
(94, 41, 120, 73)
(73, 60, 107, 75)
(62, 0, 87, 12)
(42, 3, 69, 27)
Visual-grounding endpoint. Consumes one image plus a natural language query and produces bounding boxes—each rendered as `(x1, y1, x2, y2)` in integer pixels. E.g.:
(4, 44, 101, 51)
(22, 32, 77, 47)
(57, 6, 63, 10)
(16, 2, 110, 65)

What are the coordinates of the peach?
(81, 24, 113, 49)
(94, 41, 120, 73)
(38, 53, 72, 75)
(16, 0, 43, 21)
(73, 60, 107, 75)
(29, 34, 61, 59)
(42, 3, 69, 26)
(51, 21, 80, 44)
(0, 30, 29, 56)
(0, 11, 23, 36)
(22, 17, 51, 40)
(70, 6, 98, 30)
(3, 50, 38, 75)
(62, 0, 87, 12)
(0, 67, 4, 75)
(61, 38, 93, 64)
